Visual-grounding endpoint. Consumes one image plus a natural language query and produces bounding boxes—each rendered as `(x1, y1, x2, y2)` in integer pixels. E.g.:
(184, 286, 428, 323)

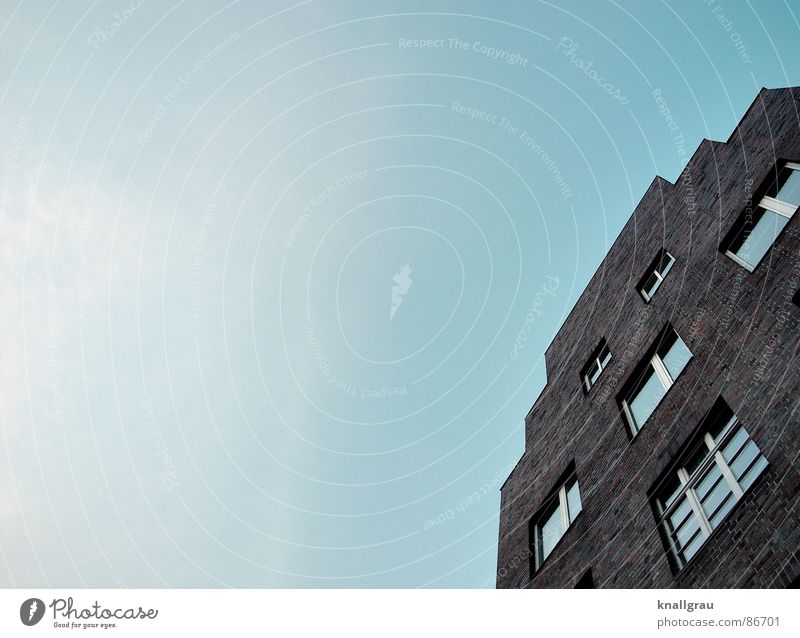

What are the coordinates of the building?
(496, 87, 800, 589)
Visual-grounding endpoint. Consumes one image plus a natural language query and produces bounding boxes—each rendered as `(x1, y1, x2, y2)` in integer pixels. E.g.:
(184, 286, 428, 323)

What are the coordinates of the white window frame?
(582, 342, 612, 392)
(639, 251, 675, 302)
(655, 414, 768, 569)
(533, 476, 581, 570)
(621, 330, 692, 434)
(725, 162, 800, 272)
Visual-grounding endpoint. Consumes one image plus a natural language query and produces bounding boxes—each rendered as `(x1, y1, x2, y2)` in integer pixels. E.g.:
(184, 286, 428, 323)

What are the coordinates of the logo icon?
(20, 598, 45, 626)
(389, 263, 413, 320)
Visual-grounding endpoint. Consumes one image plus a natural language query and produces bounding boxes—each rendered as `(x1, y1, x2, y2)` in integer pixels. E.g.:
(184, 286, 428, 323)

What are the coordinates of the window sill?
(724, 250, 756, 272)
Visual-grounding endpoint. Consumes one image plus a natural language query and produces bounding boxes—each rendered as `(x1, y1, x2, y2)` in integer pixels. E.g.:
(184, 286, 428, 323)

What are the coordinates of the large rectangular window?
(621, 326, 692, 433)
(638, 250, 675, 302)
(725, 162, 800, 271)
(653, 400, 768, 570)
(531, 473, 582, 571)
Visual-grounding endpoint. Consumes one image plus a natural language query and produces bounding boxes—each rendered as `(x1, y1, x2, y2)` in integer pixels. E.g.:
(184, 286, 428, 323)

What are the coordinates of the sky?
(1, 0, 800, 588)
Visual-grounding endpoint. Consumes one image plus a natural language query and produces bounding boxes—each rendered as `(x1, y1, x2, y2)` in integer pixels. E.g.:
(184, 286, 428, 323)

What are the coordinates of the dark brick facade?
(497, 87, 800, 589)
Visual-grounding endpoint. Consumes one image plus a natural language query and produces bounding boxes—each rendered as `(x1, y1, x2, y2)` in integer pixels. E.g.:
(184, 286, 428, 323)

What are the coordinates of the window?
(531, 474, 582, 570)
(793, 290, 800, 308)
(575, 569, 594, 588)
(620, 326, 692, 434)
(581, 339, 612, 392)
(653, 400, 768, 570)
(638, 250, 675, 302)
(725, 162, 800, 271)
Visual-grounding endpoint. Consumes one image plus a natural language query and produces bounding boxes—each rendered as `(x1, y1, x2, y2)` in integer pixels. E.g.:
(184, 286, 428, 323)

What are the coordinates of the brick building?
(496, 87, 800, 588)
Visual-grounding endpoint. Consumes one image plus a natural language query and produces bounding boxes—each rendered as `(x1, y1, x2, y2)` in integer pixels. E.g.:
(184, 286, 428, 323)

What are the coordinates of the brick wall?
(497, 87, 800, 588)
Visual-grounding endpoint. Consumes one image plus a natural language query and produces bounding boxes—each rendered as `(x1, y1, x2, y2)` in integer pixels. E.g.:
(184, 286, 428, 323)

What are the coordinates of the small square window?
(619, 326, 692, 434)
(652, 398, 768, 570)
(724, 162, 800, 271)
(638, 250, 675, 302)
(581, 339, 612, 393)
(530, 472, 583, 571)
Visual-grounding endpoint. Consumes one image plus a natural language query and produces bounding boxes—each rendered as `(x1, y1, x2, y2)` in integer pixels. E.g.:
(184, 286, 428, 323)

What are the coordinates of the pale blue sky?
(1, 0, 799, 587)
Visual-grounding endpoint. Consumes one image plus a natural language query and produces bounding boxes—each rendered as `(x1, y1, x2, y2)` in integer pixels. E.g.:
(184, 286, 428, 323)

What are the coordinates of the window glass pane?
(642, 272, 661, 298)
(674, 512, 701, 550)
(738, 456, 768, 491)
(775, 167, 800, 207)
(658, 474, 684, 512)
(695, 463, 724, 502)
(539, 503, 564, 562)
(599, 347, 612, 369)
(722, 427, 750, 463)
(628, 368, 667, 429)
(708, 414, 736, 443)
(684, 443, 711, 477)
(729, 440, 759, 479)
(587, 361, 602, 386)
(658, 253, 675, 277)
(709, 491, 737, 528)
(566, 480, 582, 523)
(667, 497, 693, 533)
(698, 470, 734, 523)
(734, 208, 790, 268)
(721, 427, 749, 463)
(660, 333, 692, 380)
(680, 524, 705, 562)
